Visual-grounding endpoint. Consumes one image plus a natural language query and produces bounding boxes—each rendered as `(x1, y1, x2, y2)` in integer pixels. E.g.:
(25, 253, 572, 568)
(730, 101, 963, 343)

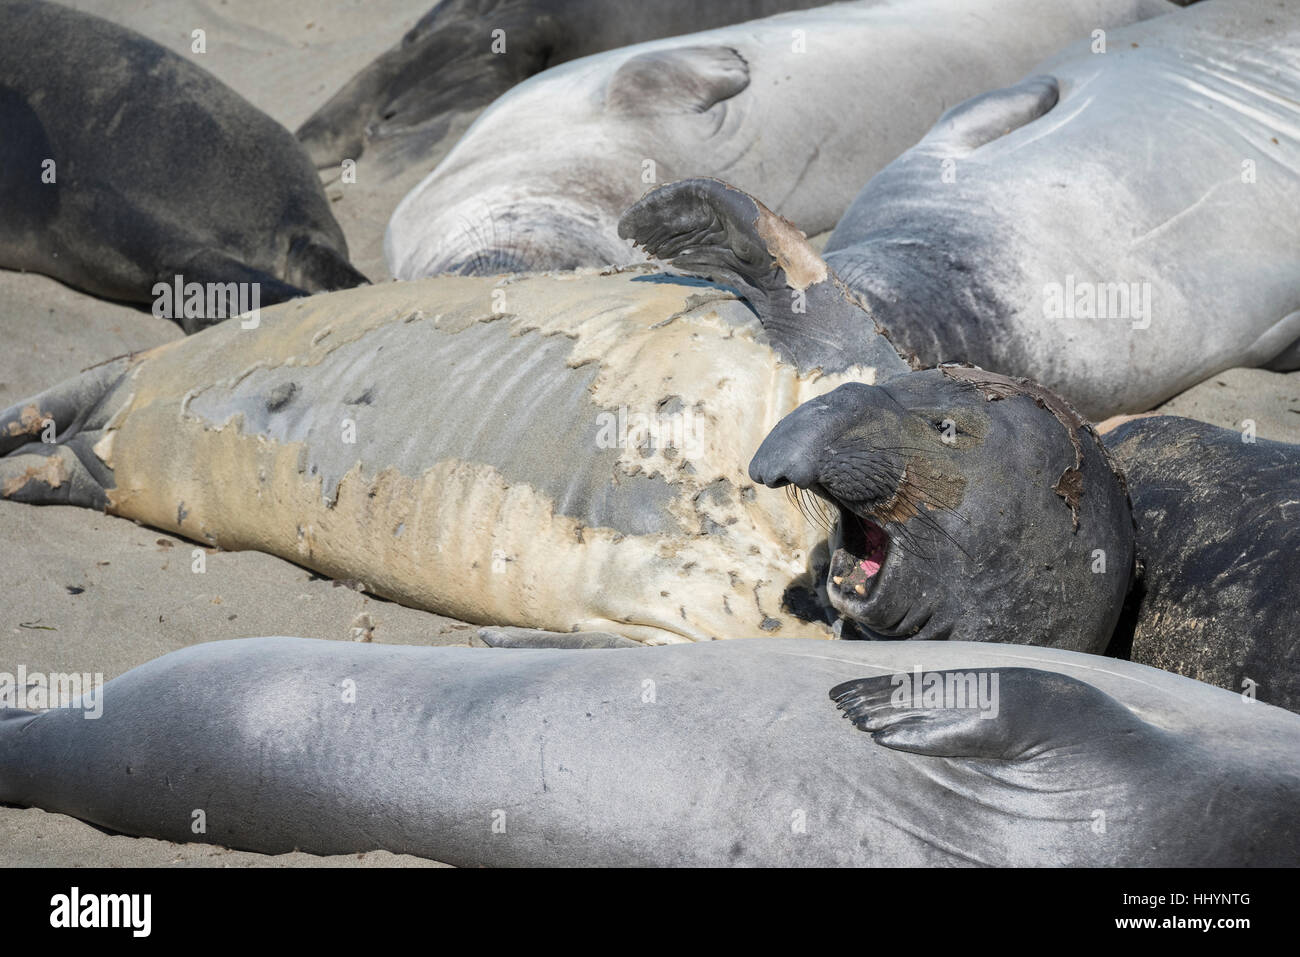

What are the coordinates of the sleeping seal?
(1, 637, 1295, 865)
(384, 0, 1174, 277)
(815, 0, 1300, 418)
(0, 0, 368, 330)
(296, 0, 828, 173)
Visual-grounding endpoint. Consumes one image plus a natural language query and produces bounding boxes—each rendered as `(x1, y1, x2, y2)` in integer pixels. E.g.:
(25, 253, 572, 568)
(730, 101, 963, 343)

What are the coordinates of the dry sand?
(2, 0, 1298, 867)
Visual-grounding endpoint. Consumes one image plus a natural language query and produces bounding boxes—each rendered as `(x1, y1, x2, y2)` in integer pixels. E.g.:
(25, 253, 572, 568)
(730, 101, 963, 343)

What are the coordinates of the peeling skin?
(754, 206, 827, 291)
(2, 454, 66, 497)
(4, 405, 49, 438)
(97, 273, 878, 643)
(91, 431, 115, 469)
(939, 364, 1128, 530)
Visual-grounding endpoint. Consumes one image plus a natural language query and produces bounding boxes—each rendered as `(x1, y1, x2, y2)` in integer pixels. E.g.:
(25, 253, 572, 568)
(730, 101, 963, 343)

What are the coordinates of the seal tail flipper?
(829, 667, 1156, 760)
(0, 357, 128, 508)
(618, 178, 909, 377)
(477, 626, 641, 649)
(920, 75, 1059, 155)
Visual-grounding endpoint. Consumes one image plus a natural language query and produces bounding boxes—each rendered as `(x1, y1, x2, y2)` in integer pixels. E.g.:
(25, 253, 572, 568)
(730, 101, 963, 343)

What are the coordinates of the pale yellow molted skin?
(100, 271, 880, 643)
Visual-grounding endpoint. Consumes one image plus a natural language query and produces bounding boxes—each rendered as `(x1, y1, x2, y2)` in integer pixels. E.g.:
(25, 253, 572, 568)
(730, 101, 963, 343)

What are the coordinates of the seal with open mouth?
(748, 367, 1136, 652)
(621, 176, 1300, 709)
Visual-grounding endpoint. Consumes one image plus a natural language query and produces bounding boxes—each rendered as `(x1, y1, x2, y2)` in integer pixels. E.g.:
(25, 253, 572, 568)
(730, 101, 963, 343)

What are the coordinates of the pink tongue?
(858, 524, 888, 578)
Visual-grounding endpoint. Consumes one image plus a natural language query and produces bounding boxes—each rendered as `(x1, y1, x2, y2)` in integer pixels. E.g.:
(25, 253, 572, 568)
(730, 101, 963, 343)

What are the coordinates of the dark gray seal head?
(0, 0, 368, 330)
(750, 367, 1135, 652)
(623, 176, 1298, 711)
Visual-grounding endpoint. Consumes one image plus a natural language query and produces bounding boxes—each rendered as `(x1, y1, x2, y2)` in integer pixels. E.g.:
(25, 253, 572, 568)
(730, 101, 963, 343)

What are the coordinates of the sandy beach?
(1, 0, 1297, 867)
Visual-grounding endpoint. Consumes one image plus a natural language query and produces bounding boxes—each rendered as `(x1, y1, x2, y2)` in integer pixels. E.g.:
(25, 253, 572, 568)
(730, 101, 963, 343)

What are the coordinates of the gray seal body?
(822, 0, 1300, 418)
(385, 0, 1175, 277)
(1104, 416, 1300, 711)
(0, 0, 368, 330)
(2, 637, 1295, 866)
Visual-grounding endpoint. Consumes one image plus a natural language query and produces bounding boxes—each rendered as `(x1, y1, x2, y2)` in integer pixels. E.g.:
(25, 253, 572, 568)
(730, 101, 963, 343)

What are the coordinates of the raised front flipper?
(618, 178, 909, 378)
(918, 75, 1059, 155)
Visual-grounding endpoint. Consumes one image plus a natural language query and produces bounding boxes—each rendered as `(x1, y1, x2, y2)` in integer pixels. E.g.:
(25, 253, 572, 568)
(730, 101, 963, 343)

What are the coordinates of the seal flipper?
(0, 357, 128, 508)
(920, 75, 1059, 155)
(477, 626, 640, 649)
(619, 178, 910, 378)
(830, 667, 1156, 761)
(605, 46, 749, 116)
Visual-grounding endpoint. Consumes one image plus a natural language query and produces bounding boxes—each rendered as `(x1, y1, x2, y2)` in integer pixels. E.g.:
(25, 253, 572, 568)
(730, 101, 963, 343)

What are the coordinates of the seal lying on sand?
(622, 178, 1300, 710)
(0, 0, 368, 330)
(384, 0, 1174, 277)
(296, 0, 828, 173)
(0, 258, 1134, 658)
(816, 0, 1300, 418)
(2, 638, 1295, 865)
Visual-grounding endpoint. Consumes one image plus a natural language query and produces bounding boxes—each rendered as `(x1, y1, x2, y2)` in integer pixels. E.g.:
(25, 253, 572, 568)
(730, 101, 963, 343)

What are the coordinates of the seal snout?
(750, 383, 906, 620)
(748, 383, 883, 490)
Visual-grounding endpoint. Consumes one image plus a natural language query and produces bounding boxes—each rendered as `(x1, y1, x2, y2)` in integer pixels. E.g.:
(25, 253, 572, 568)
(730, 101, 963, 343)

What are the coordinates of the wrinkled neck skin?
(824, 239, 1011, 377)
(758, 270, 916, 383)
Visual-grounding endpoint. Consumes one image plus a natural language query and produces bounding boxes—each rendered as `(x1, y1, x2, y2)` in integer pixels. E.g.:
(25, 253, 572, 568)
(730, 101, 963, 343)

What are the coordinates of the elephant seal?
(296, 0, 828, 173)
(1, 637, 1295, 865)
(384, 0, 1175, 277)
(0, 269, 901, 646)
(814, 0, 1300, 418)
(0, 252, 1138, 658)
(621, 177, 1300, 709)
(0, 0, 368, 330)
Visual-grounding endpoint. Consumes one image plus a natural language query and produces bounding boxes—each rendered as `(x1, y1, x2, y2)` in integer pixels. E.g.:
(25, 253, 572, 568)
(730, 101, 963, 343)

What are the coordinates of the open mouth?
(827, 505, 890, 612)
